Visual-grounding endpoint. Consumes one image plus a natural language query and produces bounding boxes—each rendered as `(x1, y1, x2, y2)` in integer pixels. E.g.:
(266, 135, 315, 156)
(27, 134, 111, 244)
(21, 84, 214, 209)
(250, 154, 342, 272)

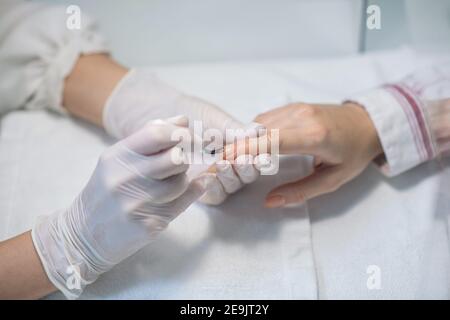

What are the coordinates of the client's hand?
(228, 102, 383, 207)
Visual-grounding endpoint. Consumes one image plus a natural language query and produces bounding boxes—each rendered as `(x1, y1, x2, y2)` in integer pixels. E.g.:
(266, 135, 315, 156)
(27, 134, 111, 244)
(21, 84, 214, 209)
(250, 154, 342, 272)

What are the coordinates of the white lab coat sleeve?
(347, 62, 450, 176)
(0, 0, 108, 116)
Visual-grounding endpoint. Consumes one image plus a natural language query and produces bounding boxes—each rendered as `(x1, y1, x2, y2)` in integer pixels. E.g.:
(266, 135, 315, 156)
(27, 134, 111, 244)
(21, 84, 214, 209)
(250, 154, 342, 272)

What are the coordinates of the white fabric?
(0, 1, 108, 115)
(0, 47, 449, 299)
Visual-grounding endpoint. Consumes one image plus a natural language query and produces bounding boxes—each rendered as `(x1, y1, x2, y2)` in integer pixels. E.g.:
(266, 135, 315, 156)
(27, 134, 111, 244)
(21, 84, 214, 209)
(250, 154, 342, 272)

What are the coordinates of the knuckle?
(309, 123, 329, 145)
(291, 104, 321, 124)
(297, 103, 316, 117)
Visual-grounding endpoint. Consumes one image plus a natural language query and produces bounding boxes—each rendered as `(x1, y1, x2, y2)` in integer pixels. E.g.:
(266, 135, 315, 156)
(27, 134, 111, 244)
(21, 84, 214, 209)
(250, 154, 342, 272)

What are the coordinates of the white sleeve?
(347, 61, 450, 176)
(0, 0, 109, 116)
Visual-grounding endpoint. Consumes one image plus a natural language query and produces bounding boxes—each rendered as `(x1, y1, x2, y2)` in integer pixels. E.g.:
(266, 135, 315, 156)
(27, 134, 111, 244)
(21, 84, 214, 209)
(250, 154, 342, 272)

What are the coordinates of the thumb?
(122, 122, 190, 156)
(265, 167, 343, 208)
(224, 127, 323, 160)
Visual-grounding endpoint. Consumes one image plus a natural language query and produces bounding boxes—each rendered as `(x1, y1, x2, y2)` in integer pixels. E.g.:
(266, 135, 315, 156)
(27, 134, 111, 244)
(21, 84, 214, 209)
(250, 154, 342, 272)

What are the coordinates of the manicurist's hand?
(229, 102, 383, 208)
(31, 117, 211, 299)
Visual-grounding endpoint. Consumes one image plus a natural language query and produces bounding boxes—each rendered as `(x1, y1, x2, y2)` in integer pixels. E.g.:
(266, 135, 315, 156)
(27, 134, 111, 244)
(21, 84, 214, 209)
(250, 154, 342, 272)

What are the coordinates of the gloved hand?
(31, 117, 212, 299)
(102, 69, 265, 205)
(102, 68, 244, 139)
(199, 154, 273, 205)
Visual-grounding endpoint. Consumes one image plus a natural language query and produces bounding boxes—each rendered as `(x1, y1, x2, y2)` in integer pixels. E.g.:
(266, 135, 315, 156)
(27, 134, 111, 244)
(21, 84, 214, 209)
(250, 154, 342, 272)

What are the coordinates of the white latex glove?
(102, 68, 244, 139)
(31, 117, 211, 299)
(198, 154, 272, 205)
(198, 117, 273, 204)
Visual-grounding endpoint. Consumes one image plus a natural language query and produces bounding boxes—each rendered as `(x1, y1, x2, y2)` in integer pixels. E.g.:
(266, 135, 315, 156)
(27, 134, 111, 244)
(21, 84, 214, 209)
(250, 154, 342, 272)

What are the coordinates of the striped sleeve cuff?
(348, 84, 437, 176)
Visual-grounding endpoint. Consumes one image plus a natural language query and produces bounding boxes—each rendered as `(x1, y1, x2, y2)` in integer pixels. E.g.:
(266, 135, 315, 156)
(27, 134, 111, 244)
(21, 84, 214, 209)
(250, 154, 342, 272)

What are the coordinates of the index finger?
(224, 128, 321, 160)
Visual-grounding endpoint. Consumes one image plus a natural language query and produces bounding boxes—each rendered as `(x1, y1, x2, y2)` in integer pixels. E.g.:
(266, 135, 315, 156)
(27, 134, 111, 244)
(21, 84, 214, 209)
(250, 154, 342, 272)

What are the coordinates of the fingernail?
(265, 195, 285, 208)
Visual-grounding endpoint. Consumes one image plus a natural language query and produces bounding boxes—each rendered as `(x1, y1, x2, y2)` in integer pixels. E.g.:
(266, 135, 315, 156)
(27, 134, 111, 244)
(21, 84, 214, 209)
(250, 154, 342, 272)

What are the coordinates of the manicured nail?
(265, 195, 285, 208)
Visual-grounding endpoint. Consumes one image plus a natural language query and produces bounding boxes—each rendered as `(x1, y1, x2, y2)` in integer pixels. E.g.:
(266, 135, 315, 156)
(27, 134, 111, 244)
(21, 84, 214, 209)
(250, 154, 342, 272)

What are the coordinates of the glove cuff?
(31, 199, 111, 299)
(31, 210, 87, 299)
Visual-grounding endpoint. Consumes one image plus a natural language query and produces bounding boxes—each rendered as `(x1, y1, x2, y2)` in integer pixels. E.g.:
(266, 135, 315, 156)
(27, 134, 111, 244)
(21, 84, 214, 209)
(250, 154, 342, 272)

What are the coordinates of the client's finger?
(265, 166, 343, 208)
(225, 127, 326, 160)
(224, 134, 271, 160)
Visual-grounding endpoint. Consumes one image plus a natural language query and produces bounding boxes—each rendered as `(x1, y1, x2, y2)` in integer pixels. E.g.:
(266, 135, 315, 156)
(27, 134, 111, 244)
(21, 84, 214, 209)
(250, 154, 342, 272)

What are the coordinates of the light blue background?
(32, 0, 450, 65)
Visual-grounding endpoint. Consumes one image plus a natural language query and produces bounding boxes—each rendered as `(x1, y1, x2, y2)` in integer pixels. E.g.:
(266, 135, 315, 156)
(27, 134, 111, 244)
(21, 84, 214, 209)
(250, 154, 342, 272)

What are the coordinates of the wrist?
(32, 200, 106, 299)
(32, 210, 87, 299)
(63, 54, 128, 127)
(344, 102, 383, 160)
